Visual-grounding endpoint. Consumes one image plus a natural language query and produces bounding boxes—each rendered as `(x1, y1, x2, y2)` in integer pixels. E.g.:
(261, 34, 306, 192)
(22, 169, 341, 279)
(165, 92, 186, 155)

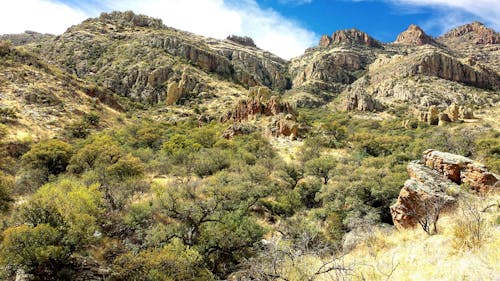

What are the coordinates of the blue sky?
(0, 0, 498, 59)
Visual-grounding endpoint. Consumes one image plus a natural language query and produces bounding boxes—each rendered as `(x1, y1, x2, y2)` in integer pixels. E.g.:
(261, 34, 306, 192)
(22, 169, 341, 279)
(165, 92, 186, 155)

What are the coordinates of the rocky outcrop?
(419, 104, 474, 125)
(391, 150, 500, 229)
(226, 35, 257, 48)
(341, 76, 383, 112)
(390, 161, 457, 230)
(270, 114, 299, 139)
(222, 94, 295, 123)
(222, 92, 300, 139)
(320, 29, 381, 48)
(441, 22, 499, 45)
(165, 71, 207, 105)
(98, 11, 164, 28)
(423, 149, 499, 192)
(394, 24, 436, 45)
(31, 11, 289, 106)
(289, 50, 369, 92)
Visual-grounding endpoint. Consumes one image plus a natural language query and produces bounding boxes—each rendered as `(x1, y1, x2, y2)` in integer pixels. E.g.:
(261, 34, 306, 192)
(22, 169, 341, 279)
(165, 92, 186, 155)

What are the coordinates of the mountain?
(7, 12, 496, 122)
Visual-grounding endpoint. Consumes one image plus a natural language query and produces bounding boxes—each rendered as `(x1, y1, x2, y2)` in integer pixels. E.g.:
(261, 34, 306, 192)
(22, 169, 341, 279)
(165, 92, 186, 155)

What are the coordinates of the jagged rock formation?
(222, 95, 295, 123)
(294, 22, 499, 110)
(4, 12, 498, 113)
(394, 24, 436, 45)
(226, 35, 257, 48)
(391, 150, 500, 230)
(222, 89, 300, 139)
(418, 103, 474, 125)
(441, 21, 499, 45)
(438, 22, 500, 72)
(319, 29, 381, 48)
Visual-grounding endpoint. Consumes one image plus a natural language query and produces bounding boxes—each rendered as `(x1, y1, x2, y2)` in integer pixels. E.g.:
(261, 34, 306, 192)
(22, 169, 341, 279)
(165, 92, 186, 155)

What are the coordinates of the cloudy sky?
(0, 0, 498, 59)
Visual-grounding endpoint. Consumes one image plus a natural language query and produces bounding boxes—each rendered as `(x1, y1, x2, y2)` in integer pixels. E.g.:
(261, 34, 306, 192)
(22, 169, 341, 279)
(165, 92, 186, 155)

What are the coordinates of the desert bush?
(0, 174, 13, 213)
(0, 40, 11, 56)
(452, 199, 490, 249)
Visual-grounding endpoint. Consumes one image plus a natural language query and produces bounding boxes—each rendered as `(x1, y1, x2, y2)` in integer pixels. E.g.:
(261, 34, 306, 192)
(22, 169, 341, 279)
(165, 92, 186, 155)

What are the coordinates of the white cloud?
(278, 0, 314, 5)
(0, 0, 318, 59)
(0, 0, 88, 35)
(390, 0, 500, 30)
(101, 0, 317, 59)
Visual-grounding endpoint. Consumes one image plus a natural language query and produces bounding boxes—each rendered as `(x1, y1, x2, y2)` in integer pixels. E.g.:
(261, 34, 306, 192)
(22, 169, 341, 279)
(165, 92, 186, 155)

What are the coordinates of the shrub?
(0, 224, 67, 278)
(452, 199, 490, 249)
(21, 139, 73, 176)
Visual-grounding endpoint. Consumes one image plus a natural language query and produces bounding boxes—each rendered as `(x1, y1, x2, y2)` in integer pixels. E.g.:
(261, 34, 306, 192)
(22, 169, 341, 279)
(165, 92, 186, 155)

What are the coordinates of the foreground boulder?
(391, 150, 499, 230)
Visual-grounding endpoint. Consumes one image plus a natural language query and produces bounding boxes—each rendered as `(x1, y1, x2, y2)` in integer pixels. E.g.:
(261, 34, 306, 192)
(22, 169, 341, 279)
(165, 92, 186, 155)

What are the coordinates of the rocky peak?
(319, 28, 381, 48)
(394, 24, 435, 45)
(226, 35, 257, 48)
(441, 21, 499, 44)
(97, 11, 164, 28)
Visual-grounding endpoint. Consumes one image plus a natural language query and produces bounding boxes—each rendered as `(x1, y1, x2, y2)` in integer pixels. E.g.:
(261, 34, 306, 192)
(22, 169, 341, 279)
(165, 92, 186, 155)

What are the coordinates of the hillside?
(0, 10, 499, 281)
(0, 41, 122, 140)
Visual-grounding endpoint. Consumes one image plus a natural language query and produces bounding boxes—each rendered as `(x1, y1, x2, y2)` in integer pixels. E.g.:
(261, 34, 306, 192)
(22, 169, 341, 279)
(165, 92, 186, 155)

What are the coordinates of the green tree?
(0, 174, 13, 213)
(305, 156, 336, 184)
(21, 139, 73, 177)
(0, 224, 67, 278)
(110, 239, 214, 281)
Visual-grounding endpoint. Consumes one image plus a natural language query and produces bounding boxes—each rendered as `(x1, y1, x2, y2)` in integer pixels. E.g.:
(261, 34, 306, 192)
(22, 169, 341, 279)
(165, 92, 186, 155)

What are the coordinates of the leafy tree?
(110, 239, 214, 281)
(0, 174, 13, 213)
(305, 156, 336, 184)
(0, 224, 67, 278)
(21, 139, 73, 177)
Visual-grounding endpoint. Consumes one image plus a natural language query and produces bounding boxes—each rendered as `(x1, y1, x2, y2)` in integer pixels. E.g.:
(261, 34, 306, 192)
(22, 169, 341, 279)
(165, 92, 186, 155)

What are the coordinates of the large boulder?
(390, 161, 457, 230)
(423, 149, 500, 192)
(391, 150, 499, 230)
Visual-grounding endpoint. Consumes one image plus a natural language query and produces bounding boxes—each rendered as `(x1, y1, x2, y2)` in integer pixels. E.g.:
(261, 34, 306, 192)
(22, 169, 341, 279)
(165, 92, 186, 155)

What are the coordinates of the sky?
(0, 0, 498, 59)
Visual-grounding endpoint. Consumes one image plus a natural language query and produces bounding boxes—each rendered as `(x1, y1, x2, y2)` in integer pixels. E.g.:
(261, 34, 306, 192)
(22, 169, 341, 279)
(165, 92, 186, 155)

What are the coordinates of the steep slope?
(0, 41, 121, 139)
(28, 11, 288, 106)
